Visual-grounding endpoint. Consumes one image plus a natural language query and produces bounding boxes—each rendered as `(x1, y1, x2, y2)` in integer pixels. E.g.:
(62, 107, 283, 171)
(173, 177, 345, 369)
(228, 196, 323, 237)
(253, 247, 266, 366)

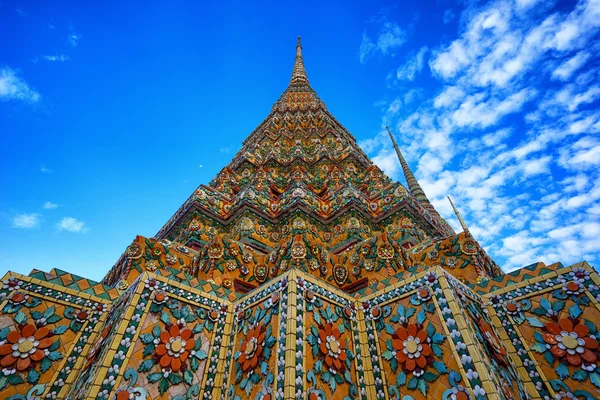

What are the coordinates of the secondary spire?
(447, 196, 469, 233)
(386, 126, 433, 207)
(289, 36, 310, 87)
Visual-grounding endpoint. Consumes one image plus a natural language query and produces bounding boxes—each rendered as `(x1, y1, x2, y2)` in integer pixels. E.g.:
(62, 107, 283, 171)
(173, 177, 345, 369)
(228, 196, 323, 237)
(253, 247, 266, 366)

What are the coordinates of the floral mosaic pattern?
(488, 265, 600, 399)
(298, 277, 359, 400)
(0, 275, 110, 400)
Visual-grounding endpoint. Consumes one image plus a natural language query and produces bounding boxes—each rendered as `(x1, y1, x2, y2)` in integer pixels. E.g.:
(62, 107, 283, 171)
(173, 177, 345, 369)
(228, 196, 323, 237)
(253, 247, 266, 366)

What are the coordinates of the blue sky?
(1, 0, 599, 281)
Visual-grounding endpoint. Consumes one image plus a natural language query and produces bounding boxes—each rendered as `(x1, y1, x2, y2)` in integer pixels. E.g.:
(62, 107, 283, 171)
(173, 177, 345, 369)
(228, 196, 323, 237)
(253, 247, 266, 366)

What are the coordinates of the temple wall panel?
(0, 272, 111, 399)
(483, 262, 600, 400)
(67, 272, 233, 400)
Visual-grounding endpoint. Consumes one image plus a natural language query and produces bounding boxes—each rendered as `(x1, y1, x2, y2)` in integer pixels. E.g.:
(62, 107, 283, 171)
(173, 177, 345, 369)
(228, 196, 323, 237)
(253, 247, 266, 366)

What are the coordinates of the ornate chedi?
(0, 38, 598, 400)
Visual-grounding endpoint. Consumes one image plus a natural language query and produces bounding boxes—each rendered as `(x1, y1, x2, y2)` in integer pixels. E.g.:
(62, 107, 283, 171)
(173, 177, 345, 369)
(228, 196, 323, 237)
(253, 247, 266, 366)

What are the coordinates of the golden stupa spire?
(447, 195, 469, 233)
(289, 36, 310, 87)
(386, 126, 433, 207)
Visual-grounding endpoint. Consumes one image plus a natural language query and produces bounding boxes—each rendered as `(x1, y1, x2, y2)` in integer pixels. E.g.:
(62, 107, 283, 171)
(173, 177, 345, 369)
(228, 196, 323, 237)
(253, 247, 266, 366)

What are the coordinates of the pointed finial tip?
(297, 36, 301, 46)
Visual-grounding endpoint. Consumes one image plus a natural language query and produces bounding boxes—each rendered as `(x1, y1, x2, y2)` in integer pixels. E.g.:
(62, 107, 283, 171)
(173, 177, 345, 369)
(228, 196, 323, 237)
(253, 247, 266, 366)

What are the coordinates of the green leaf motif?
(417, 310, 426, 325)
(418, 378, 429, 395)
(552, 301, 565, 312)
(422, 371, 438, 383)
(590, 371, 600, 389)
(569, 304, 582, 319)
(526, 317, 544, 328)
(138, 359, 155, 372)
(397, 371, 407, 386)
(432, 333, 445, 344)
(572, 369, 588, 381)
(47, 351, 63, 361)
(556, 363, 570, 380)
(540, 297, 551, 311)
(184, 369, 194, 385)
(382, 350, 394, 360)
(530, 343, 547, 353)
(40, 358, 52, 373)
(7, 374, 24, 385)
(169, 373, 183, 385)
(159, 377, 170, 394)
(147, 372, 162, 383)
(140, 333, 155, 344)
(160, 311, 170, 324)
(52, 325, 68, 335)
(142, 344, 155, 358)
(385, 324, 395, 335)
(195, 349, 208, 360)
(432, 361, 449, 374)
(14, 311, 26, 325)
(407, 376, 418, 390)
(27, 369, 40, 384)
(43, 306, 56, 319)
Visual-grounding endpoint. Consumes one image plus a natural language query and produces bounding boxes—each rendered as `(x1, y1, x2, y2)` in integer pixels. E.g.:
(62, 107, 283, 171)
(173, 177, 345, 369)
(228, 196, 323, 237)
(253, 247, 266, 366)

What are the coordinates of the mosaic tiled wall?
(1, 262, 598, 399)
(0, 273, 110, 399)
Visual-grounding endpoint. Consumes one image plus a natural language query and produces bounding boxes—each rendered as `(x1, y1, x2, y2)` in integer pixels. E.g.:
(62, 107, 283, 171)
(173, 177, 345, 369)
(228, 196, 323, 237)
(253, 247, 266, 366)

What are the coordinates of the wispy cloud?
(12, 213, 41, 229)
(360, 18, 409, 64)
(43, 201, 58, 209)
(40, 165, 52, 174)
(361, 0, 600, 271)
(0, 67, 41, 103)
(68, 26, 81, 47)
(443, 9, 455, 24)
(57, 217, 87, 233)
(395, 47, 428, 81)
(219, 147, 231, 153)
(43, 55, 70, 62)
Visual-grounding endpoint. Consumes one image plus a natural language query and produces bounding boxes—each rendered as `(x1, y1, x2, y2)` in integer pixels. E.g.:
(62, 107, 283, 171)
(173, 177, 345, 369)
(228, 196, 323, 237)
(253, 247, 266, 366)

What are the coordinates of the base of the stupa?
(0, 261, 598, 399)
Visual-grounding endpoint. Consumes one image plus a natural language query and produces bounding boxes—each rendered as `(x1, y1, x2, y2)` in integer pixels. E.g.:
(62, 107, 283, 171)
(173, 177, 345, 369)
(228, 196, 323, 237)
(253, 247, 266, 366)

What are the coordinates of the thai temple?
(1, 38, 599, 400)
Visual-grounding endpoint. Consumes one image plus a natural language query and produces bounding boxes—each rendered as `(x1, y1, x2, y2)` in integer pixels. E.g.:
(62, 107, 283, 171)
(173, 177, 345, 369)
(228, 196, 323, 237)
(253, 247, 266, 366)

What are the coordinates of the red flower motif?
(544, 318, 598, 366)
(155, 325, 196, 372)
(0, 325, 53, 371)
(239, 325, 266, 372)
(317, 323, 347, 372)
(392, 324, 432, 372)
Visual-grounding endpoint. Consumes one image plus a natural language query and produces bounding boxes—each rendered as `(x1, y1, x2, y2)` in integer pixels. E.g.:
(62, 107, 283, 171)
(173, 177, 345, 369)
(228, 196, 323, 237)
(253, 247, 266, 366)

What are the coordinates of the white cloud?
(552, 51, 591, 81)
(0, 67, 40, 103)
(40, 165, 52, 174)
(360, 20, 408, 63)
(68, 26, 81, 47)
(361, 0, 600, 272)
(12, 213, 41, 229)
(395, 47, 428, 81)
(43, 54, 70, 62)
(43, 201, 58, 209)
(57, 217, 87, 233)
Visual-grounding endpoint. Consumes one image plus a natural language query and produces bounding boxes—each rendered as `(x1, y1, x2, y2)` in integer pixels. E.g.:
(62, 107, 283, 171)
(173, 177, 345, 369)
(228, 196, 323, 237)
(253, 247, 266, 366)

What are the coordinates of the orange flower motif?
(239, 325, 266, 372)
(544, 318, 598, 366)
(392, 324, 432, 372)
(0, 324, 54, 371)
(155, 325, 196, 372)
(317, 323, 347, 372)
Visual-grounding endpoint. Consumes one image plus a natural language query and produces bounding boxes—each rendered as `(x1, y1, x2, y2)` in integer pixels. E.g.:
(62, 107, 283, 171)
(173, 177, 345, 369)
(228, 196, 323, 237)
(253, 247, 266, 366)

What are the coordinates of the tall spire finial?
(447, 196, 469, 233)
(386, 126, 433, 207)
(290, 36, 310, 87)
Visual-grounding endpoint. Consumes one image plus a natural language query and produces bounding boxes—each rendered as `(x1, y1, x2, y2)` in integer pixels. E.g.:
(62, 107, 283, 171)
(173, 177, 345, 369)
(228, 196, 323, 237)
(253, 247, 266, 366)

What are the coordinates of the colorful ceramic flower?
(0, 324, 53, 371)
(239, 325, 267, 372)
(543, 318, 598, 366)
(392, 324, 432, 373)
(317, 323, 347, 372)
(155, 325, 196, 372)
